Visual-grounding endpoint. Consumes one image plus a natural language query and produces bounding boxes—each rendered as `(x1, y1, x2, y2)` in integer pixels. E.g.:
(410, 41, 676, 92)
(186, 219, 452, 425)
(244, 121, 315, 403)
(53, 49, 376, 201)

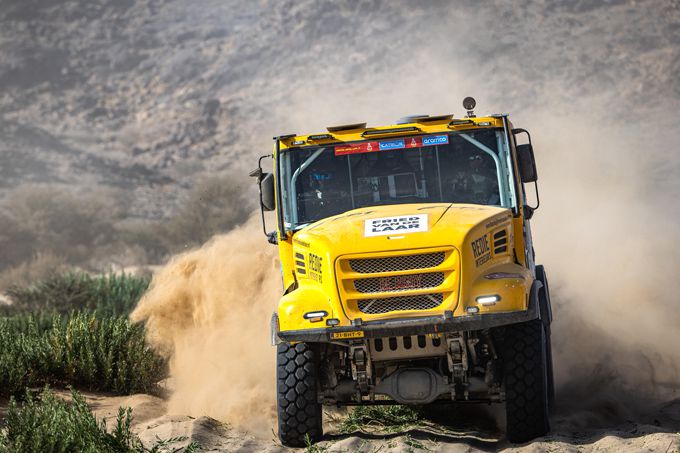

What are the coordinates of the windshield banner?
(335, 134, 449, 156)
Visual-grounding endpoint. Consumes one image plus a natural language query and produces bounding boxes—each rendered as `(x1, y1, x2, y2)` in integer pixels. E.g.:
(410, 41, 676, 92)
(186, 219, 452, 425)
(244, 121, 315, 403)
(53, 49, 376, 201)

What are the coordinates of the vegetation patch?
(0, 387, 196, 453)
(0, 312, 165, 396)
(340, 405, 423, 434)
(3, 272, 150, 318)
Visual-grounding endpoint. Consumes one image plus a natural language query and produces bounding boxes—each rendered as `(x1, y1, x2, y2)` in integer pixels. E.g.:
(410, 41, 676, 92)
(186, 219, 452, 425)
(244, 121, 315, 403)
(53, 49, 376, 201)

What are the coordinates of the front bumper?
(276, 292, 538, 343)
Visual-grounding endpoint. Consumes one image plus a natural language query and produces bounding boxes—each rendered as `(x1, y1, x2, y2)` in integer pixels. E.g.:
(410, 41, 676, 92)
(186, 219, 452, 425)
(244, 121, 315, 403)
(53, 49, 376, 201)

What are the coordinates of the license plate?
(331, 331, 365, 339)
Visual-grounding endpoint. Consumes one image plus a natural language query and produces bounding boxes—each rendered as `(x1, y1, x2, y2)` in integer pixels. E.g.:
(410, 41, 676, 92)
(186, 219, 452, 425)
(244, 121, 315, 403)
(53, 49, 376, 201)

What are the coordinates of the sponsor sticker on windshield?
(335, 141, 379, 155)
(405, 137, 423, 148)
(335, 134, 449, 155)
(379, 139, 405, 151)
(423, 135, 449, 146)
(365, 214, 429, 237)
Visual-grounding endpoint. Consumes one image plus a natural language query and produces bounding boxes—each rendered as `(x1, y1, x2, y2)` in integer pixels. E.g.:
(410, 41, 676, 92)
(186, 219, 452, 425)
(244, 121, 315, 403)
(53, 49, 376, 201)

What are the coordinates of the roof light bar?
(448, 119, 476, 127)
(361, 126, 420, 137)
(307, 134, 334, 141)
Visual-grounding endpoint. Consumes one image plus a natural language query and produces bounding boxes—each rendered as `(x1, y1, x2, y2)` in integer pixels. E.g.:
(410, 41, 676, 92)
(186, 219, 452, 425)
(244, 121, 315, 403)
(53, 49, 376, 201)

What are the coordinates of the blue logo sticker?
(422, 135, 449, 146)
(379, 139, 405, 151)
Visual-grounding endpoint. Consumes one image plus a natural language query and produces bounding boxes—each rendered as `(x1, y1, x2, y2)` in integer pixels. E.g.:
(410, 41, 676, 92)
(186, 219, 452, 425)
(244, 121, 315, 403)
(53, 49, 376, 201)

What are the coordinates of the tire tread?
(276, 342, 322, 447)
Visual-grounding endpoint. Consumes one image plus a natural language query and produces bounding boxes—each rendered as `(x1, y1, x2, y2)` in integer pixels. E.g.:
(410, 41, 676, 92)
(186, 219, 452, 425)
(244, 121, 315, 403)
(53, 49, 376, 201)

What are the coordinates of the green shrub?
(0, 313, 166, 396)
(0, 387, 194, 453)
(5, 272, 150, 317)
(340, 405, 423, 434)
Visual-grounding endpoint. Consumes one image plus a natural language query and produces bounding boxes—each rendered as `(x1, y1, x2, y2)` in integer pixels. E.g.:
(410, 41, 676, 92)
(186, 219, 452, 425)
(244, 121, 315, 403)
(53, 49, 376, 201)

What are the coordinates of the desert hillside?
(1, 1, 679, 452)
(1, 0, 678, 219)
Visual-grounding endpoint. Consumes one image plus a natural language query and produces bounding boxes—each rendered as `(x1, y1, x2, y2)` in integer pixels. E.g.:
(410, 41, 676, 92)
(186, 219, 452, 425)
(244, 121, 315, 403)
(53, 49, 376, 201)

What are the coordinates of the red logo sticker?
(335, 141, 379, 155)
(405, 137, 422, 148)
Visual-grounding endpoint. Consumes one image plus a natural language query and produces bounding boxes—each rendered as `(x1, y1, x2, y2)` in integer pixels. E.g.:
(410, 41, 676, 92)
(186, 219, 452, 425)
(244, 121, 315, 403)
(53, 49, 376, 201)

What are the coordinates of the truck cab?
(251, 99, 553, 446)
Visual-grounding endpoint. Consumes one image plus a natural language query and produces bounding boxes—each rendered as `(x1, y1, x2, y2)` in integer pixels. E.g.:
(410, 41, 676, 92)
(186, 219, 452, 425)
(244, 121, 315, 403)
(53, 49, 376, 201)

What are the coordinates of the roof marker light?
(307, 134, 334, 141)
(361, 126, 420, 137)
(448, 119, 476, 127)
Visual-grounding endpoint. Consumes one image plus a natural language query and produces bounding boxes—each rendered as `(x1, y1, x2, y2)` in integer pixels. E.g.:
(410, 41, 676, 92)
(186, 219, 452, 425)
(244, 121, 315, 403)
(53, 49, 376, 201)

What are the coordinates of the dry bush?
(114, 220, 169, 265)
(160, 174, 255, 252)
(0, 252, 68, 291)
(0, 210, 35, 271)
(0, 185, 126, 271)
(0, 175, 254, 274)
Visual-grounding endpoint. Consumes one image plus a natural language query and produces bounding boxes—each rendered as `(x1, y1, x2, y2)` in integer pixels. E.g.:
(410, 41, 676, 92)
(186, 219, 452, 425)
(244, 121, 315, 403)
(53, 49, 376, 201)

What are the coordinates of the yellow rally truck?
(251, 98, 553, 446)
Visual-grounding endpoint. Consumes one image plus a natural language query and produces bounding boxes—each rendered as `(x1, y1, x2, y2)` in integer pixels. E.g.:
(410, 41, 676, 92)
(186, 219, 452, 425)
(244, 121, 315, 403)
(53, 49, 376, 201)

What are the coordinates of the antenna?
(463, 97, 476, 118)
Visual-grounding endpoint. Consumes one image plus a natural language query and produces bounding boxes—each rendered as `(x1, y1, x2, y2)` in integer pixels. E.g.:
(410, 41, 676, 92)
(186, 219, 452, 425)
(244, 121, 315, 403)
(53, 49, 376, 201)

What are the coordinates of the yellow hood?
(295, 203, 511, 254)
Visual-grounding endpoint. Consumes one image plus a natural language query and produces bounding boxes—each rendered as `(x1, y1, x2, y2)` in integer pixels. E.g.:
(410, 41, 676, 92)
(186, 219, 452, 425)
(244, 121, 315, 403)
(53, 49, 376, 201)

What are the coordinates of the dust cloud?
(132, 107, 680, 433)
(130, 214, 281, 436)
(130, 1, 679, 433)
(529, 109, 680, 425)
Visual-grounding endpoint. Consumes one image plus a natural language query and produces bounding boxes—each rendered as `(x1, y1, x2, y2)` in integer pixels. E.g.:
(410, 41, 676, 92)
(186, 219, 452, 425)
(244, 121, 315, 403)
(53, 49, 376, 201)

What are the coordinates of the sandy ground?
(53, 392, 678, 452)
(2, 390, 677, 451)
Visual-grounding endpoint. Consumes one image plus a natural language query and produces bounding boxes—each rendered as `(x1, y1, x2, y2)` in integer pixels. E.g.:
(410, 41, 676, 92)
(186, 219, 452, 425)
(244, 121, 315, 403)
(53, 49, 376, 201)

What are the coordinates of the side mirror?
(260, 173, 275, 211)
(250, 154, 278, 241)
(516, 143, 538, 183)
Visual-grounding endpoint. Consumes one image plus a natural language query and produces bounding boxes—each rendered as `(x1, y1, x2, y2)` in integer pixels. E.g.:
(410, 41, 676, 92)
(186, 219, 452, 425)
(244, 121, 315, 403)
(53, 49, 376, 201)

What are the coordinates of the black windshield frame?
(278, 128, 517, 231)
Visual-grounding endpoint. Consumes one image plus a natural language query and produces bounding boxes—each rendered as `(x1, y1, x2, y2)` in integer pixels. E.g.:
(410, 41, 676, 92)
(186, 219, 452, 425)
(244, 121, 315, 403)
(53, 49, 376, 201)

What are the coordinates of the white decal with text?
(364, 214, 428, 237)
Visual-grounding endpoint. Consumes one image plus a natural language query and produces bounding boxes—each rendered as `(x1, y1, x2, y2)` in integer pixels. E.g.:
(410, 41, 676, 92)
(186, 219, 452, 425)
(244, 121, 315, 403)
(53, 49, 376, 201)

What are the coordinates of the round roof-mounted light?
(463, 97, 476, 111)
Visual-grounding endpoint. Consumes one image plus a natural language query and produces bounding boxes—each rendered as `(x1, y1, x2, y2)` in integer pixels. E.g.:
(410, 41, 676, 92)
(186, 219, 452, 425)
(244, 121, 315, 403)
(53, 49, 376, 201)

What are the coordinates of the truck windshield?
(279, 128, 516, 229)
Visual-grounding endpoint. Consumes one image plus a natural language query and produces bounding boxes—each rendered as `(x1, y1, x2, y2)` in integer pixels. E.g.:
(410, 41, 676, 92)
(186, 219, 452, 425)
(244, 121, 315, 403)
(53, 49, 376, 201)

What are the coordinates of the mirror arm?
(512, 128, 533, 146)
(274, 138, 287, 242)
(532, 181, 540, 210)
(524, 181, 540, 219)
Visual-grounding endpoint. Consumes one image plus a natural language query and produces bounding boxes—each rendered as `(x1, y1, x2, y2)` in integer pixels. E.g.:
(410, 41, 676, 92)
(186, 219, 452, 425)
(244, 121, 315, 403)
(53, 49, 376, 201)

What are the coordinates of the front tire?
(503, 318, 551, 443)
(276, 342, 323, 447)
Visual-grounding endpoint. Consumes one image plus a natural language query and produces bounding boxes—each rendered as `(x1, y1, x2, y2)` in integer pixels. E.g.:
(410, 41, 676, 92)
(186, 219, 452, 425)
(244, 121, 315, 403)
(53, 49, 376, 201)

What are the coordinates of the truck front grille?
(357, 294, 443, 314)
(354, 272, 444, 293)
(349, 252, 445, 274)
(337, 248, 456, 317)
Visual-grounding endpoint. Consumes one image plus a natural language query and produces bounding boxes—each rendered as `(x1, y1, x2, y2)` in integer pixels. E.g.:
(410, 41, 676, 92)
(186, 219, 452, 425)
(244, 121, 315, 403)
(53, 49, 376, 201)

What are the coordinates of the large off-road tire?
(503, 318, 551, 443)
(535, 265, 555, 410)
(276, 342, 323, 447)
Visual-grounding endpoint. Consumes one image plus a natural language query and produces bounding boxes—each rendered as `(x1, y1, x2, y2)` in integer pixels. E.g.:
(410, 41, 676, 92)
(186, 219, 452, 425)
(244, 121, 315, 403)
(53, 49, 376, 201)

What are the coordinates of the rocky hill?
(0, 0, 678, 219)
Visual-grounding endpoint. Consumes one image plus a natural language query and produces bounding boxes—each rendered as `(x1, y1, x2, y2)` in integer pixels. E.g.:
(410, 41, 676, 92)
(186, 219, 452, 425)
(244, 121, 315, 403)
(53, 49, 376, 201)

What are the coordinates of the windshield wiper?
(292, 222, 314, 232)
